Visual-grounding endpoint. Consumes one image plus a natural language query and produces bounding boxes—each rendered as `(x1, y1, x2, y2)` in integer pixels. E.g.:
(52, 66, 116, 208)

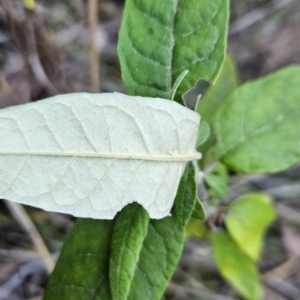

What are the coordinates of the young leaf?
(225, 193, 276, 261)
(211, 230, 263, 300)
(118, 0, 229, 102)
(191, 196, 207, 220)
(196, 121, 210, 147)
(204, 174, 228, 198)
(23, 0, 35, 10)
(213, 66, 300, 174)
(0, 93, 200, 220)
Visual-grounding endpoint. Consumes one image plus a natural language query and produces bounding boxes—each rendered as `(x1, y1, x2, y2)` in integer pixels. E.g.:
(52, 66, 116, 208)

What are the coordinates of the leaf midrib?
(0, 150, 201, 162)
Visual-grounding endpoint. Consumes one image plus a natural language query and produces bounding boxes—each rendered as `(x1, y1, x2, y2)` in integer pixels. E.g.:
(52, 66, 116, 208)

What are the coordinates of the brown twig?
(263, 256, 300, 300)
(167, 282, 235, 300)
(25, 12, 58, 95)
(0, 258, 44, 298)
(276, 203, 300, 227)
(229, 0, 298, 36)
(88, 0, 100, 92)
(4, 201, 55, 274)
(2, 0, 59, 95)
(0, 248, 39, 262)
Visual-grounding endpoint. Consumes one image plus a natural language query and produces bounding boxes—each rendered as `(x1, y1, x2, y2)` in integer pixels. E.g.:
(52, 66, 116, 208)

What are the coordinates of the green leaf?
(213, 66, 300, 174)
(196, 121, 210, 147)
(211, 230, 262, 300)
(225, 193, 276, 261)
(186, 218, 207, 239)
(43, 218, 114, 300)
(191, 197, 206, 220)
(197, 56, 239, 122)
(197, 56, 239, 166)
(204, 174, 228, 198)
(126, 162, 197, 299)
(118, 0, 229, 102)
(208, 198, 220, 206)
(110, 203, 149, 300)
(213, 162, 229, 182)
(23, 0, 35, 10)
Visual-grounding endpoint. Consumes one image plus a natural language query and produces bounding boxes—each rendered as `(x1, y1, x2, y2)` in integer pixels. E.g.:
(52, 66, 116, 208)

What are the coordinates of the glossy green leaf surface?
(211, 230, 262, 300)
(118, 0, 229, 101)
(213, 66, 300, 174)
(186, 218, 207, 239)
(225, 193, 276, 261)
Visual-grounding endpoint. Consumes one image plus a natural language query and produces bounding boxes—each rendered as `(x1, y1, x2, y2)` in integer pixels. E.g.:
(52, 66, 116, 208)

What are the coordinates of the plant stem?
(88, 0, 100, 92)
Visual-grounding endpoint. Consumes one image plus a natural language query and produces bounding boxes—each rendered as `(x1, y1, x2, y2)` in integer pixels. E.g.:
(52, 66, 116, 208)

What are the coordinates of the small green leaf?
(211, 230, 262, 300)
(196, 121, 210, 147)
(213, 66, 300, 174)
(118, 0, 229, 102)
(23, 0, 35, 10)
(110, 203, 149, 300)
(225, 193, 276, 261)
(186, 218, 207, 239)
(208, 198, 220, 206)
(204, 174, 228, 198)
(191, 197, 207, 220)
(213, 162, 229, 182)
(126, 162, 197, 299)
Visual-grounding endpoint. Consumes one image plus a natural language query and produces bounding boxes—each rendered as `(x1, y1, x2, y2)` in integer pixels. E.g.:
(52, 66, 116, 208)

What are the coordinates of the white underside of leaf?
(0, 93, 200, 219)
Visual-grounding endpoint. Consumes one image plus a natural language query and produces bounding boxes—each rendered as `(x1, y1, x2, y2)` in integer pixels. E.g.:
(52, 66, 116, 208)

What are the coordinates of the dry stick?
(263, 256, 300, 281)
(262, 256, 300, 300)
(4, 201, 55, 274)
(88, 0, 100, 92)
(167, 283, 235, 300)
(229, 0, 298, 36)
(264, 287, 286, 300)
(0, 258, 45, 298)
(276, 202, 300, 227)
(0, 248, 38, 261)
